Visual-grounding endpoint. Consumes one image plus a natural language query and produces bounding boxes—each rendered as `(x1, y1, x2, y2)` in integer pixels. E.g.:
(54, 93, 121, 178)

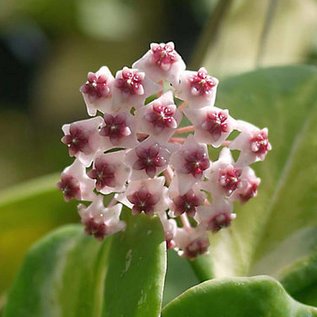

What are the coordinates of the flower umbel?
(59, 42, 271, 259)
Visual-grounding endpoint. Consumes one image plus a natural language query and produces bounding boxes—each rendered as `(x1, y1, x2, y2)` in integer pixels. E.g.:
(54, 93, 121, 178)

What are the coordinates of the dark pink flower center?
(81, 73, 110, 99)
(239, 182, 258, 202)
(207, 212, 233, 232)
(57, 174, 80, 201)
(84, 217, 107, 240)
(190, 68, 216, 96)
(145, 103, 176, 130)
(88, 160, 116, 190)
(62, 126, 89, 156)
(145, 104, 177, 129)
(250, 131, 270, 155)
(203, 111, 229, 140)
(184, 149, 210, 177)
(218, 167, 241, 195)
(184, 238, 209, 259)
(128, 189, 159, 215)
(173, 190, 203, 217)
(133, 143, 168, 177)
(151, 43, 177, 67)
(100, 113, 130, 144)
(116, 69, 144, 95)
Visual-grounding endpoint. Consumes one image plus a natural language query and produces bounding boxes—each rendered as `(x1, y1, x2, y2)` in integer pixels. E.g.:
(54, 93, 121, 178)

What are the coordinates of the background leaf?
(3, 225, 110, 317)
(196, 65, 317, 305)
(0, 174, 76, 297)
(3, 210, 167, 317)
(162, 276, 317, 317)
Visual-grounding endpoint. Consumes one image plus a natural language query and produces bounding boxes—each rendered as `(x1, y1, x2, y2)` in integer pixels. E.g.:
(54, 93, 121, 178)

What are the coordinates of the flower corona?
(58, 42, 271, 259)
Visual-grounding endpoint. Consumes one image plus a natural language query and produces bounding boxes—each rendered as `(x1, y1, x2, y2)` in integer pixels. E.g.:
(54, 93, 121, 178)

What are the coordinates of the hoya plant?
(2, 42, 317, 317)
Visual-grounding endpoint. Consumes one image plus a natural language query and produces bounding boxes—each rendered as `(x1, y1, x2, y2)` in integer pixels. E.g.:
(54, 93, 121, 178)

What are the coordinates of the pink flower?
(184, 106, 235, 147)
(118, 177, 168, 216)
(87, 150, 130, 195)
(205, 148, 243, 198)
(231, 167, 261, 203)
(168, 182, 206, 217)
(99, 112, 137, 149)
(125, 137, 172, 179)
(57, 159, 95, 201)
(112, 67, 159, 111)
(170, 136, 210, 195)
(133, 42, 186, 85)
(197, 200, 235, 233)
(80, 66, 114, 116)
(62, 117, 103, 166)
(136, 91, 182, 141)
(78, 195, 126, 240)
(173, 227, 210, 259)
(176, 67, 219, 108)
(230, 122, 272, 165)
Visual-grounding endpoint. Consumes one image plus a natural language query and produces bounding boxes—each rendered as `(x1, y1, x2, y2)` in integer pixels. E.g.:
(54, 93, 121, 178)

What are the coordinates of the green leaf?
(0, 174, 77, 296)
(162, 276, 317, 317)
(3, 211, 166, 317)
(102, 212, 166, 317)
(195, 66, 317, 303)
(3, 225, 110, 317)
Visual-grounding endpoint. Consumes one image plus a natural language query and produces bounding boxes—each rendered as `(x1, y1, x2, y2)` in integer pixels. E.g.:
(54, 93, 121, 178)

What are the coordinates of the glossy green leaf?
(3, 210, 166, 317)
(3, 225, 110, 317)
(193, 66, 317, 303)
(102, 212, 166, 317)
(0, 174, 76, 296)
(162, 276, 317, 317)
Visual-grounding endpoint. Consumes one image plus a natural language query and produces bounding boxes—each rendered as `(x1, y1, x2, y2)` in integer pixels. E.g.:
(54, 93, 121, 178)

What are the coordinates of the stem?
(163, 166, 192, 230)
(163, 165, 173, 185)
(157, 80, 164, 97)
(174, 125, 195, 135)
(180, 214, 191, 229)
(107, 196, 117, 207)
(189, 254, 214, 282)
(222, 140, 231, 147)
(169, 137, 185, 144)
(178, 101, 187, 112)
(190, 0, 234, 69)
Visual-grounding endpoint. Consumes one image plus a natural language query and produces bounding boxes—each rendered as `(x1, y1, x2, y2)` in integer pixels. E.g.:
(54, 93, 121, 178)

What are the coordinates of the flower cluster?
(58, 42, 271, 259)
